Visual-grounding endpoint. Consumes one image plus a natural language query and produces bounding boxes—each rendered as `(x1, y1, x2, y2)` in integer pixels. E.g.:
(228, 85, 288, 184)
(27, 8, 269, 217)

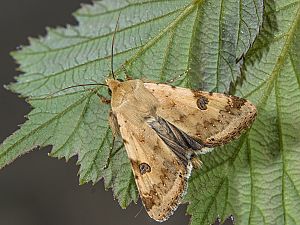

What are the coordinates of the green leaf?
(186, 1, 300, 225)
(2, 0, 285, 223)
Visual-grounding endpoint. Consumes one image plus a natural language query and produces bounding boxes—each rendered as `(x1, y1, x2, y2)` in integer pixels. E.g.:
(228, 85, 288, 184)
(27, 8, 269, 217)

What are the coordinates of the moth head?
(106, 78, 121, 93)
(106, 79, 142, 108)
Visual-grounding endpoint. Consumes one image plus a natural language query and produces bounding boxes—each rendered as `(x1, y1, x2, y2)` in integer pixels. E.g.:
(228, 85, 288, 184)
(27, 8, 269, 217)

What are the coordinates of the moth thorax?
(106, 79, 138, 108)
(106, 79, 122, 93)
(107, 79, 158, 114)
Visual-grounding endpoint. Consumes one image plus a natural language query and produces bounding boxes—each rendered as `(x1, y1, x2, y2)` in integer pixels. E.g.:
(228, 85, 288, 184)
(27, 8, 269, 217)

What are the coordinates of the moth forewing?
(144, 83, 257, 147)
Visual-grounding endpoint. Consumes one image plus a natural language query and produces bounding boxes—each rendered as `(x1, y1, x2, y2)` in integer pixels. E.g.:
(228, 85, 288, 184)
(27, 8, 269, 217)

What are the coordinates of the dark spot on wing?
(230, 96, 247, 109)
(197, 95, 209, 110)
(179, 114, 187, 121)
(191, 89, 201, 97)
(225, 105, 233, 114)
(141, 190, 160, 211)
(139, 162, 151, 175)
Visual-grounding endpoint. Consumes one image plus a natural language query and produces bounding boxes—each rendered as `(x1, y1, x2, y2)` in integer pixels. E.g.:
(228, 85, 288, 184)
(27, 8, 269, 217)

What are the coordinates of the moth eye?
(139, 162, 151, 175)
(107, 88, 112, 96)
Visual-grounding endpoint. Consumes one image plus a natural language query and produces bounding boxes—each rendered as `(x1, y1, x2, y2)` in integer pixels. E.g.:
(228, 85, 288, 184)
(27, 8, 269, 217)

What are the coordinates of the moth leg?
(190, 153, 202, 169)
(164, 68, 190, 84)
(104, 136, 115, 169)
(121, 64, 133, 80)
(90, 88, 111, 104)
(109, 111, 121, 136)
(104, 111, 120, 169)
(94, 91, 111, 104)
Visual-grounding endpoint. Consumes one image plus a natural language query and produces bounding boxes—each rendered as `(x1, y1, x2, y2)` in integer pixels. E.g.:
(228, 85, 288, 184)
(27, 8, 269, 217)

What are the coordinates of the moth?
(106, 77, 256, 221)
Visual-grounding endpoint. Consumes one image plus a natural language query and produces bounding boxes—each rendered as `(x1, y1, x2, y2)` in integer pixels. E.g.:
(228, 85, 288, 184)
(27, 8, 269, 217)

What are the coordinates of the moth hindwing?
(106, 78, 256, 221)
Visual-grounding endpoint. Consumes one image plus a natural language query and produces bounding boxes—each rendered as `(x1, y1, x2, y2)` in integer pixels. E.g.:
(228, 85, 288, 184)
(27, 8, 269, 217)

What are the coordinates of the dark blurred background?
(0, 1, 189, 225)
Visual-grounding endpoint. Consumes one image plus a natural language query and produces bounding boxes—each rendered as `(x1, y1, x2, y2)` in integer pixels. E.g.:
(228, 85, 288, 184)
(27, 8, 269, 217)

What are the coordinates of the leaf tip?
(79, 178, 86, 185)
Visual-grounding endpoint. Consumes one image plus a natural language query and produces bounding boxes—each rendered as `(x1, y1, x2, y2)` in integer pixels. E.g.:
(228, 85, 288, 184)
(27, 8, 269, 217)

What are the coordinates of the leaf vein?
(0, 93, 93, 164)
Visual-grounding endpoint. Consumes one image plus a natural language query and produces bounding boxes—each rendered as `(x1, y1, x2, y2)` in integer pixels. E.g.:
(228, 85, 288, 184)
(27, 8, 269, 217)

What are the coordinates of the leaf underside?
(2, 0, 300, 224)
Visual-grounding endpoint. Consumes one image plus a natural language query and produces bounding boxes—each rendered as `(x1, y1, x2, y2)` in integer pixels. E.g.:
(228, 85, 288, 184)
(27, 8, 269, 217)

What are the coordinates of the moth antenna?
(111, 13, 121, 80)
(34, 16, 123, 100)
(104, 136, 115, 169)
(44, 83, 108, 98)
(90, 78, 100, 84)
